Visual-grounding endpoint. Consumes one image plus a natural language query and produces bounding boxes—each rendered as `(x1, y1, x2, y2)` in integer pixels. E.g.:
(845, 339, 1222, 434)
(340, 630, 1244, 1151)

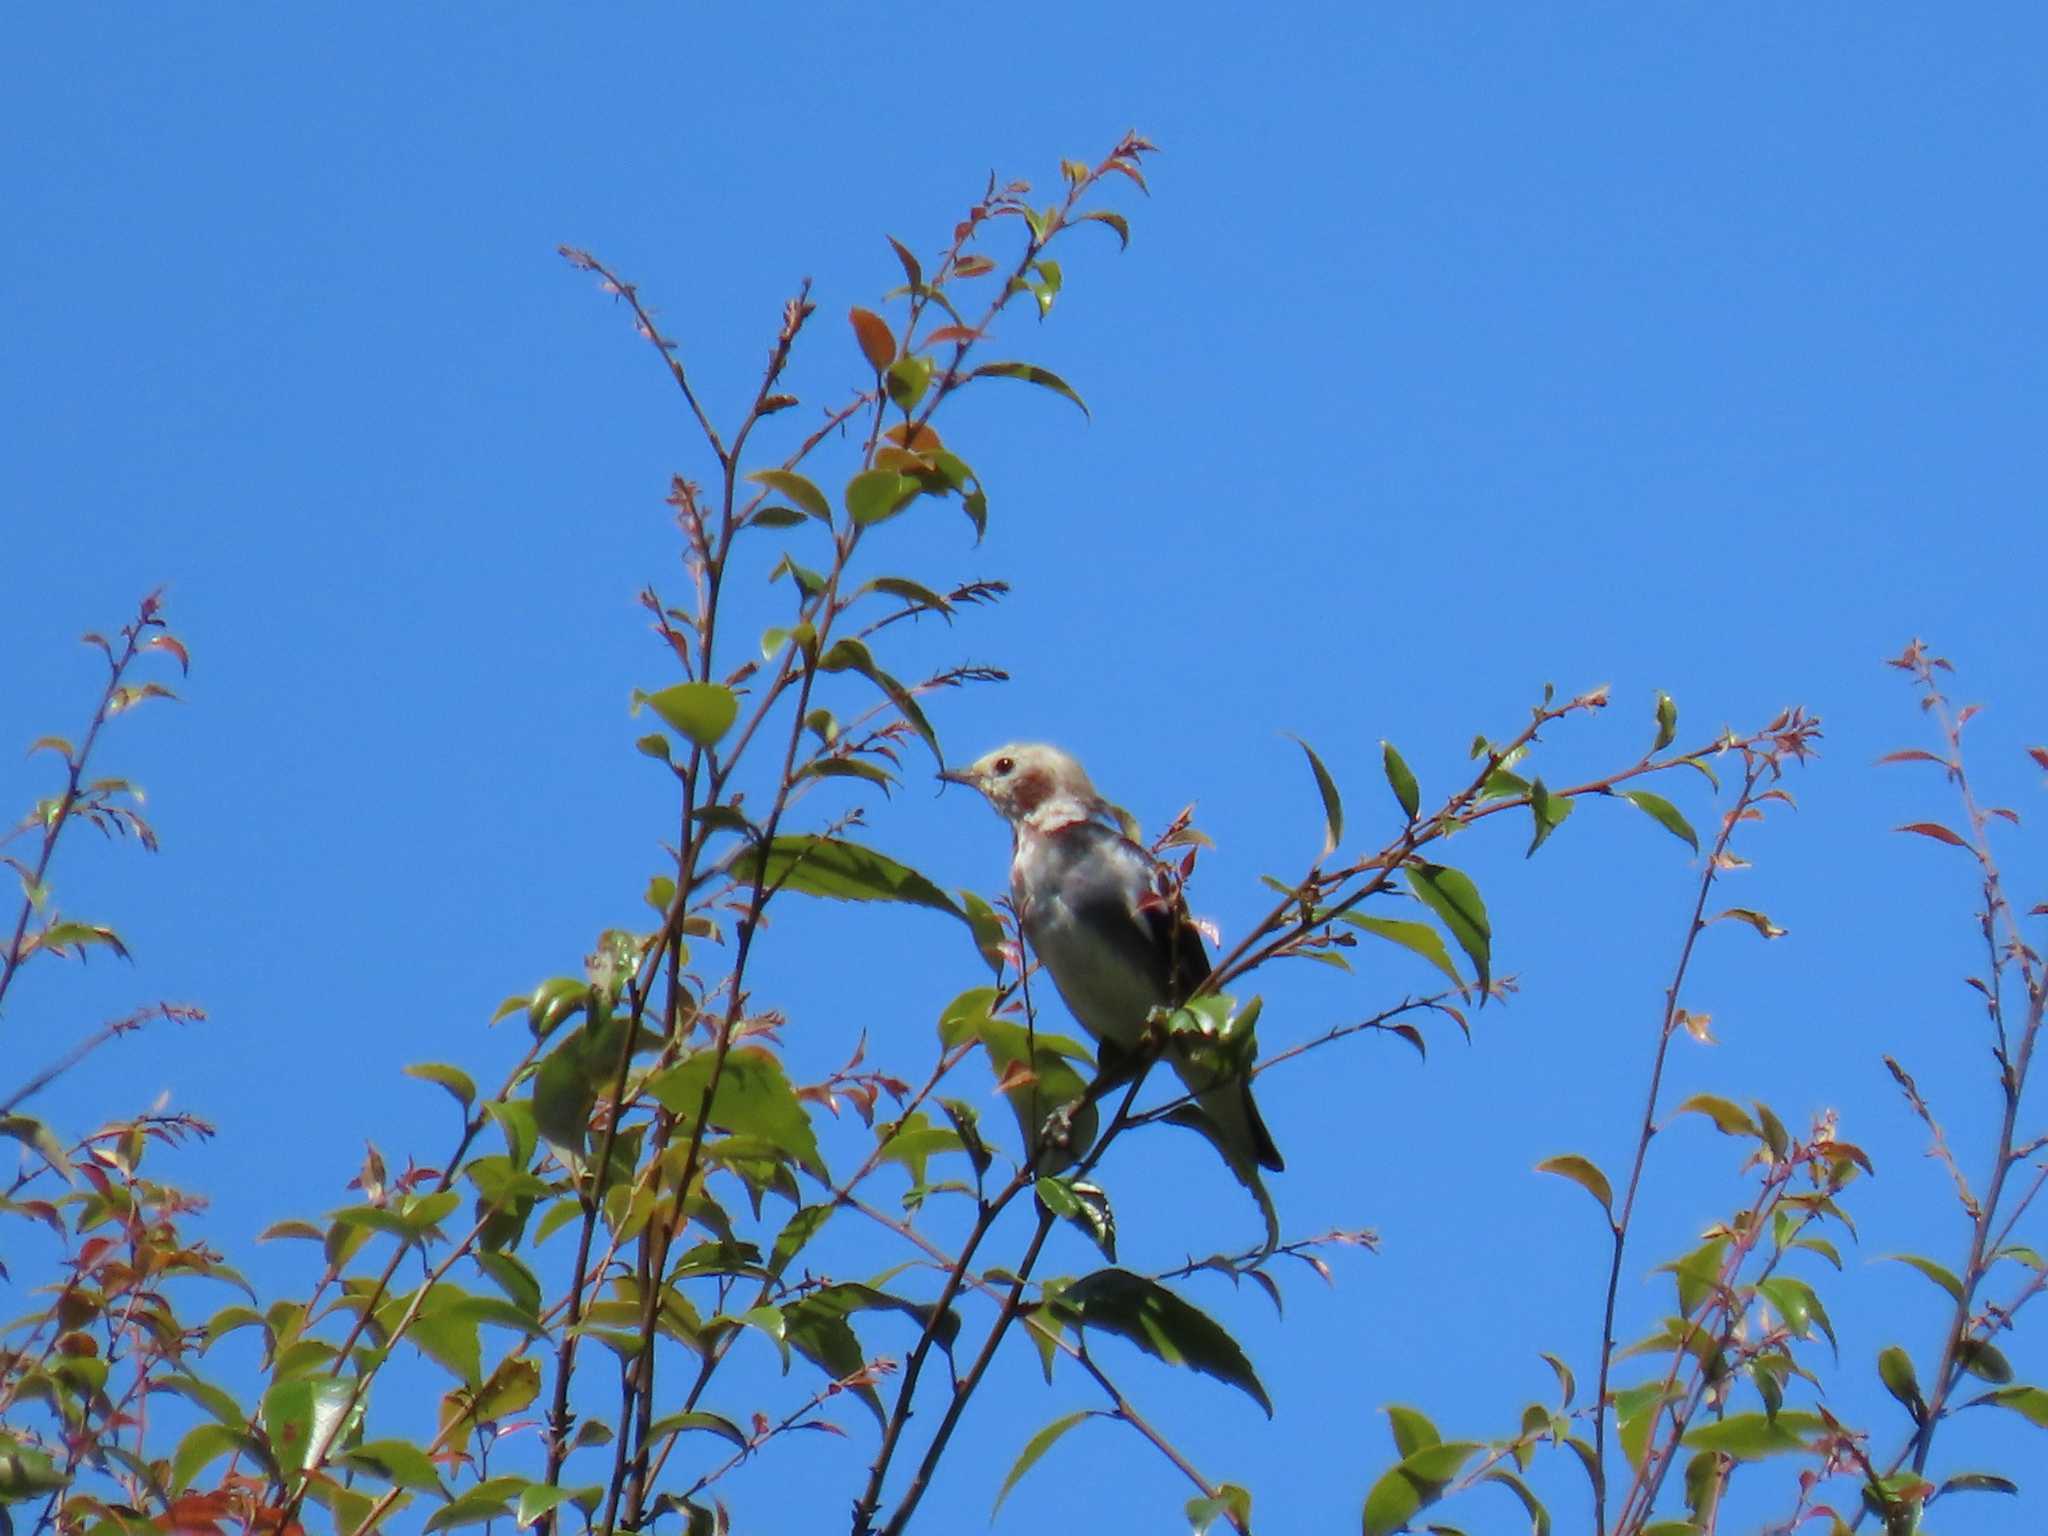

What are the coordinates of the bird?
(941, 743, 1284, 1174)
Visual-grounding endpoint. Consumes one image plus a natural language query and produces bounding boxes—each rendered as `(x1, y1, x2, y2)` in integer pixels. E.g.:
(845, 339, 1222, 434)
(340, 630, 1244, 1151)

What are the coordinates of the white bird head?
(940, 742, 1107, 833)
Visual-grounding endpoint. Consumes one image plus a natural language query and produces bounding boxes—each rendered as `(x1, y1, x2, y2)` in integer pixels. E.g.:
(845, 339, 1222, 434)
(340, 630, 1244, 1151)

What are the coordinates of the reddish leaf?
(849, 307, 896, 372)
(923, 324, 981, 346)
(1897, 822, 1969, 849)
(1875, 749, 1946, 767)
(148, 634, 192, 673)
(951, 254, 997, 278)
(2028, 746, 2048, 771)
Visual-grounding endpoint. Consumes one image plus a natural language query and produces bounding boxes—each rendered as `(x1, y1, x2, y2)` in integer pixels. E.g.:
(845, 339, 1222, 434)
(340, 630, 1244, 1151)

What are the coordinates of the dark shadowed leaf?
(728, 836, 962, 918)
(1063, 1268, 1270, 1415)
(1937, 1472, 2019, 1499)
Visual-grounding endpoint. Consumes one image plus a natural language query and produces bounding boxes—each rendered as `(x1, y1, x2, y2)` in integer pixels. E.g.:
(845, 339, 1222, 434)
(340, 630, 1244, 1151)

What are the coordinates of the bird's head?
(939, 742, 1106, 831)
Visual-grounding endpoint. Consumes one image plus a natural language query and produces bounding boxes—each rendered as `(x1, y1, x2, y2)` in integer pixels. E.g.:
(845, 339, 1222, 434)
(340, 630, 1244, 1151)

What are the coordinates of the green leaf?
(1878, 1346, 1926, 1421)
(405, 1062, 476, 1111)
(1037, 1177, 1116, 1262)
(1361, 1463, 1424, 1536)
(1404, 863, 1489, 992)
(1936, 1472, 2019, 1499)
(1619, 789, 1699, 852)
(885, 355, 933, 412)
(1339, 914, 1464, 991)
(169, 1423, 245, 1493)
(1959, 1337, 2015, 1383)
(648, 1045, 826, 1181)
(1535, 1154, 1613, 1217)
(1526, 777, 1574, 856)
(969, 360, 1089, 417)
(1386, 1405, 1441, 1458)
(1977, 1384, 2048, 1426)
(1532, 1353, 1576, 1412)
(1381, 740, 1420, 821)
(1681, 1410, 1822, 1459)
(1673, 1094, 1758, 1138)
(845, 468, 920, 526)
(729, 835, 962, 919)
(1186, 1485, 1251, 1534)
(342, 1438, 446, 1493)
(639, 682, 739, 750)
(1078, 209, 1131, 248)
(1883, 1253, 1964, 1303)
(260, 1373, 357, 1474)
(1289, 735, 1343, 859)
(1653, 691, 1678, 751)
(1064, 1268, 1271, 1415)
(992, 1409, 1094, 1517)
(1483, 1467, 1551, 1536)
(745, 469, 832, 523)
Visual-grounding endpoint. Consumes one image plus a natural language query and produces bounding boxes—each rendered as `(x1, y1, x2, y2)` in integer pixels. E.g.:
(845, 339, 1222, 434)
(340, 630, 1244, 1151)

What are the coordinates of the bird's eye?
(993, 756, 1015, 776)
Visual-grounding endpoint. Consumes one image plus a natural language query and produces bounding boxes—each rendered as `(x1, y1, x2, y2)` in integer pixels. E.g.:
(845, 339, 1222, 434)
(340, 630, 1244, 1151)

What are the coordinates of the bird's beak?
(936, 766, 978, 790)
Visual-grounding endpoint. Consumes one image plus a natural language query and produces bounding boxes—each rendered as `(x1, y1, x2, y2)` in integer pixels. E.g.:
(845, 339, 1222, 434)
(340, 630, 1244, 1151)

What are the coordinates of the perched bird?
(941, 743, 1284, 1173)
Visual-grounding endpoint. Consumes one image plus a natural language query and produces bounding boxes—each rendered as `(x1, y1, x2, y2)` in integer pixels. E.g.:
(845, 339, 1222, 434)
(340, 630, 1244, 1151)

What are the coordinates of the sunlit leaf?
(992, 1410, 1094, 1517)
(745, 468, 832, 523)
(1288, 735, 1342, 858)
(639, 682, 739, 749)
(1535, 1154, 1613, 1216)
(1619, 790, 1698, 852)
(849, 306, 895, 371)
(968, 360, 1088, 417)
(1405, 863, 1490, 991)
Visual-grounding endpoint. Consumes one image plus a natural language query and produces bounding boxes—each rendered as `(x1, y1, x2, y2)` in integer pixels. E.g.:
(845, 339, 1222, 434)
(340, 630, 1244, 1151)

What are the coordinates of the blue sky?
(6, 7, 2047, 1533)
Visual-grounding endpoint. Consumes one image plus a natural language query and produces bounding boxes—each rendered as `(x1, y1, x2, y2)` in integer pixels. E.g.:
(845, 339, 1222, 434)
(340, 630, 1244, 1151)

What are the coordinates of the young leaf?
(1535, 1154, 1613, 1217)
(1653, 691, 1678, 751)
(849, 306, 895, 371)
(1288, 735, 1343, 858)
(845, 469, 919, 527)
(1897, 821, 1969, 849)
(1673, 1094, 1757, 1138)
(639, 683, 739, 749)
(1527, 777, 1574, 856)
(991, 1410, 1094, 1517)
(744, 468, 832, 523)
(404, 1063, 477, 1111)
(1381, 740, 1420, 821)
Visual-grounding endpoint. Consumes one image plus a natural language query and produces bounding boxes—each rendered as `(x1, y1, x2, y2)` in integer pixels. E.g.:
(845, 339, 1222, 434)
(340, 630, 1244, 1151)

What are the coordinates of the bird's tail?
(1194, 1073, 1285, 1174)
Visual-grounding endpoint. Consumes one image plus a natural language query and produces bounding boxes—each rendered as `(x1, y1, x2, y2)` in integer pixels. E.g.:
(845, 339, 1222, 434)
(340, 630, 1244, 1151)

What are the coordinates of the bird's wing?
(1056, 823, 1212, 1004)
